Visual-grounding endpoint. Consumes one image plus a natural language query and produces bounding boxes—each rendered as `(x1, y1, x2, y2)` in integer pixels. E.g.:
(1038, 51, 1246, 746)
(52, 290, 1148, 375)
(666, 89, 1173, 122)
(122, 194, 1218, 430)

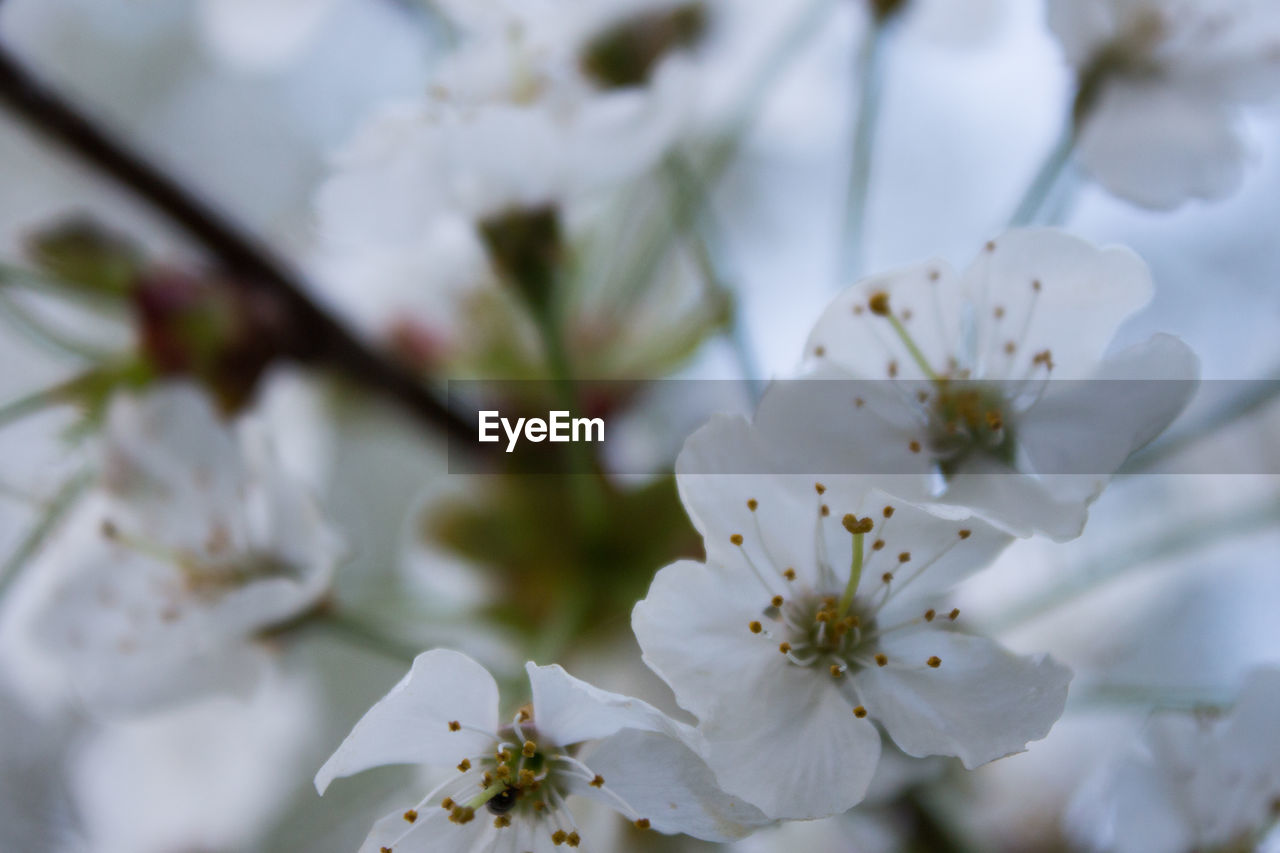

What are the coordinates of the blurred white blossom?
(9, 383, 340, 713)
(1066, 668, 1280, 853)
(1049, 0, 1280, 208)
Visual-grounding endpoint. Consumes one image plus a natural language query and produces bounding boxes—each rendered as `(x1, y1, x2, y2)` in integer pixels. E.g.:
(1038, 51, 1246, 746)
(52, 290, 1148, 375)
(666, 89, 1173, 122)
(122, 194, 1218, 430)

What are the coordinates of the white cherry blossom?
(1048, 0, 1280, 208)
(777, 228, 1198, 540)
(315, 649, 770, 852)
(1066, 668, 1280, 853)
(633, 422, 1072, 820)
(12, 383, 340, 713)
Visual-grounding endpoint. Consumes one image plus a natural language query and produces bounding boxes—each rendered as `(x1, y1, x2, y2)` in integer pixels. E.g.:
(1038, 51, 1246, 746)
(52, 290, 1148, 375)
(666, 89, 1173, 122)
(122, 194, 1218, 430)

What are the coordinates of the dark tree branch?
(0, 42, 478, 447)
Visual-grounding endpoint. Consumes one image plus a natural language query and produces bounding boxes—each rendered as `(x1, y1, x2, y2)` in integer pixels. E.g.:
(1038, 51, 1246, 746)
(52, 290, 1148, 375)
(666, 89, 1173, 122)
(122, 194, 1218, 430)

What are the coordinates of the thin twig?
(0, 44, 480, 448)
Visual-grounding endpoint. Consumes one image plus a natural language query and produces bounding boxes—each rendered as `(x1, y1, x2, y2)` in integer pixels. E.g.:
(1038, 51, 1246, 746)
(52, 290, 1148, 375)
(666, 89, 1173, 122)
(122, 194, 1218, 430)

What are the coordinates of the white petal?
(357, 808, 479, 853)
(525, 662, 682, 747)
(961, 229, 1153, 381)
(1076, 79, 1246, 210)
(570, 729, 772, 841)
(935, 460, 1097, 542)
(632, 559, 778, 725)
(700, 662, 882, 820)
(1019, 334, 1200, 476)
(675, 416, 822, 587)
(315, 650, 499, 794)
(804, 260, 965, 382)
(855, 631, 1071, 769)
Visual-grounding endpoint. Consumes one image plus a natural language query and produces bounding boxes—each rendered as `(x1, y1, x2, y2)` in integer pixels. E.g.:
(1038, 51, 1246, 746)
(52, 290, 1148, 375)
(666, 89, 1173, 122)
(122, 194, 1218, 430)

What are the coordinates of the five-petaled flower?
(316, 649, 770, 852)
(14, 383, 340, 713)
(773, 228, 1198, 540)
(633, 438, 1073, 820)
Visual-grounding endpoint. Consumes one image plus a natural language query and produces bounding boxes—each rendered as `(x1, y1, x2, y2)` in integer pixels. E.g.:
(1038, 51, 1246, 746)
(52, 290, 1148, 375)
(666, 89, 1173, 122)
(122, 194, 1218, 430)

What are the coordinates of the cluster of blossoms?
(317, 227, 1207, 850)
(4, 0, 1280, 851)
(313, 0, 735, 378)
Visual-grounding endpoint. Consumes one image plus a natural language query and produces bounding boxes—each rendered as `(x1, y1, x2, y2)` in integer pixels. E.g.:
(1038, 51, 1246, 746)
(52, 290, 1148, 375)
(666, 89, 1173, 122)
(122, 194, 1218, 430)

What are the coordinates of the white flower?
(315, 649, 770, 851)
(15, 383, 340, 713)
(779, 228, 1198, 540)
(633, 428, 1072, 820)
(1048, 0, 1280, 208)
(1066, 668, 1280, 853)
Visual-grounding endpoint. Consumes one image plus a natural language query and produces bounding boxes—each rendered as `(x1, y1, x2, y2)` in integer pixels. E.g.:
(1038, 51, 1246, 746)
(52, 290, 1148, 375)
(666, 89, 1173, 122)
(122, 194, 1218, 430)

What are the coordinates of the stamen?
(868, 291, 942, 382)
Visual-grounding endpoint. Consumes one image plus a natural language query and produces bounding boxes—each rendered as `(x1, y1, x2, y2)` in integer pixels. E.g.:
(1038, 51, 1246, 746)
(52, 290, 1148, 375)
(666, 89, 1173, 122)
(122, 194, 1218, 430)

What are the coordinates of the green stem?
(1068, 682, 1234, 713)
(990, 496, 1280, 633)
(838, 531, 866, 615)
(1008, 120, 1075, 227)
(680, 197, 764, 404)
(840, 19, 888, 283)
(0, 470, 92, 600)
(886, 313, 941, 383)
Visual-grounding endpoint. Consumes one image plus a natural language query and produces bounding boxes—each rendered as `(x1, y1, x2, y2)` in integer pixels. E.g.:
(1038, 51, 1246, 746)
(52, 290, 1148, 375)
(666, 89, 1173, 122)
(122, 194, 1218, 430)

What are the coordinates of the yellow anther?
(872, 539, 885, 551)
(567, 832, 581, 847)
(993, 306, 1005, 319)
(747, 499, 758, 511)
(888, 360, 899, 378)
(924, 609, 936, 622)
(814, 345, 826, 357)
(451, 806, 476, 824)
(854, 396, 865, 408)
(898, 551, 911, 563)
(519, 769, 536, 786)
(591, 774, 605, 788)
(820, 504, 830, 516)
(1004, 340, 1017, 355)
(496, 765, 512, 780)
(779, 642, 792, 654)
(448, 720, 461, 731)
(909, 440, 922, 453)
(403, 809, 418, 823)
(1032, 278, 1042, 291)
(868, 291, 891, 316)
(457, 759, 471, 772)
(875, 653, 888, 667)
(517, 707, 532, 722)
(730, 534, 744, 546)
(783, 568, 797, 581)
(985, 240, 996, 252)
(958, 529, 971, 539)
(949, 608, 960, 621)
(986, 410, 1003, 430)
(883, 506, 895, 518)
(842, 514, 874, 534)
(635, 819, 651, 830)
(494, 815, 511, 828)
(927, 656, 942, 668)
(853, 706, 868, 718)
(830, 664, 844, 679)
(748, 621, 763, 634)
(881, 572, 893, 583)
(523, 740, 537, 758)
(771, 595, 784, 608)
(381, 847, 392, 853)
(814, 483, 827, 495)
(441, 798, 455, 810)
(553, 830, 568, 845)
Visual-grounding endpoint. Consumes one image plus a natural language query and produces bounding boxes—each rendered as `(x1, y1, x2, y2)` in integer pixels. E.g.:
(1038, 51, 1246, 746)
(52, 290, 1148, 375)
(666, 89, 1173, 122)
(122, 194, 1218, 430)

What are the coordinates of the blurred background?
(0, 0, 1278, 851)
